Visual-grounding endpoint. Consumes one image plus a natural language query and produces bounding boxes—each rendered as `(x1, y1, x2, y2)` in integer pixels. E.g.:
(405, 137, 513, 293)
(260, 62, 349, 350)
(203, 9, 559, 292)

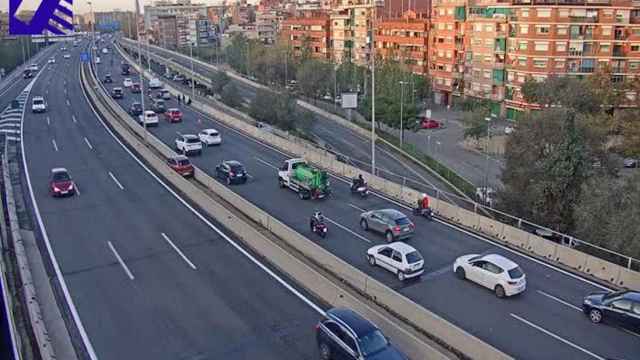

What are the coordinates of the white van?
(139, 110, 159, 127)
(149, 78, 163, 89)
(31, 96, 47, 113)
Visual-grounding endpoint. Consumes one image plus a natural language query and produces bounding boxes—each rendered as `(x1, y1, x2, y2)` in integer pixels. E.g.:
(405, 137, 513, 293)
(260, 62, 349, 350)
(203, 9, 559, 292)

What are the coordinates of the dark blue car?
(583, 290, 640, 331)
(316, 308, 408, 360)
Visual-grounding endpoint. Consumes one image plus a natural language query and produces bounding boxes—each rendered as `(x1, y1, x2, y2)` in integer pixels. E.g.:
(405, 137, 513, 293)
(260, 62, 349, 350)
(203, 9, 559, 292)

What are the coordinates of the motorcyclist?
(417, 193, 430, 215)
(351, 174, 365, 190)
(310, 211, 325, 231)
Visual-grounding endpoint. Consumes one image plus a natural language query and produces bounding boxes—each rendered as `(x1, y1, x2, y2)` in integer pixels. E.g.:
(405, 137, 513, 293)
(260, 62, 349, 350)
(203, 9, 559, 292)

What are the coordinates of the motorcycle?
(311, 221, 328, 238)
(413, 206, 433, 221)
(350, 181, 369, 198)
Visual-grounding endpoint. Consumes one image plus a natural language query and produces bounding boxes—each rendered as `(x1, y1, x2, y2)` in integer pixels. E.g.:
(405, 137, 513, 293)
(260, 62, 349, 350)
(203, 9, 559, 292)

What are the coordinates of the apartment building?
(502, 0, 640, 118)
(154, 15, 179, 49)
(144, 0, 207, 29)
(187, 18, 215, 47)
(256, 10, 284, 44)
(330, 0, 384, 65)
(281, 12, 332, 58)
(374, 10, 430, 75)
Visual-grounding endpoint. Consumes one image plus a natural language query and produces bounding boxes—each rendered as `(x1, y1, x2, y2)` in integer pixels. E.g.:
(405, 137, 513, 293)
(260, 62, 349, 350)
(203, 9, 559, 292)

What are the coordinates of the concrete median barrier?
(617, 268, 640, 290)
(500, 226, 531, 249)
(456, 208, 480, 230)
(584, 257, 624, 284)
(554, 245, 588, 272)
(526, 236, 558, 261)
(477, 217, 505, 239)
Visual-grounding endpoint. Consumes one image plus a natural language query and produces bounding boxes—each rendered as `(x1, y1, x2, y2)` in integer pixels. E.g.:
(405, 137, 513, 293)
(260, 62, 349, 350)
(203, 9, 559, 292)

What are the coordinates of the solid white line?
(108, 171, 124, 190)
(21, 70, 99, 359)
(84, 137, 93, 150)
(72, 115, 77, 123)
(0, 123, 21, 128)
(66, 99, 70, 106)
(80, 66, 325, 316)
(537, 290, 582, 312)
(0, 129, 20, 134)
(161, 233, 197, 270)
(510, 313, 605, 360)
(348, 203, 366, 212)
(255, 157, 278, 169)
(74, 183, 81, 196)
(621, 328, 640, 339)
(324, 217, 372, 243)
(51, 139, 58, 152)
(107, 241, 135, 280)
(46, 116, 50, 126)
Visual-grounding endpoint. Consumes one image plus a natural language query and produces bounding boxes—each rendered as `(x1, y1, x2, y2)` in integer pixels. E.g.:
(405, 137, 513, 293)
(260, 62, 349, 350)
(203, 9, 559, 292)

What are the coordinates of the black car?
(583, 290, 640, 331)
(104, 74, 113, 83)
(129, 102, 143, 116)
(23, 70, 33, 79)
(316, 308, 408, 360)
(152, 99, 166, 113)
(215, 160, 248, 185)
(111, 87, 124, 99)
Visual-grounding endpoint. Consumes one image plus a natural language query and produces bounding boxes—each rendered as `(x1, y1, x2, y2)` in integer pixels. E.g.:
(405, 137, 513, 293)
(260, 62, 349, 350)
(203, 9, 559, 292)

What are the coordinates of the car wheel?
(278, 178, 285, 188)
(495, 285, 506, 298)
(397, 271, 405, 281)
(299, 191, 306, 200)
(360, 219, 368, 231)
(589, 309, 603, 324)
(385, 231, 394, 243)
(368, 255, 376, 266)
(455, 267, 466, 280)
(319, 342, 331, 360)
(226, 177, 231, 185)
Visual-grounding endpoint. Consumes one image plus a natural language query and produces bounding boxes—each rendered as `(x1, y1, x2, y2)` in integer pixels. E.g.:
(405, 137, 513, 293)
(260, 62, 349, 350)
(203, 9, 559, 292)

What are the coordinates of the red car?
(167, 155, 193, 177)
(49, 168, 76, 197)
(130, 83, 141, 93)
(165, 108, 183, 123)
(420, 118, 441, 129)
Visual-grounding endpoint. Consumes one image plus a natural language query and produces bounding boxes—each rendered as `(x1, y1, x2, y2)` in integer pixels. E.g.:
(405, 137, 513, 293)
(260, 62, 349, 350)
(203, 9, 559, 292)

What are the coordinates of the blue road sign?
(80, 52, 89, 63)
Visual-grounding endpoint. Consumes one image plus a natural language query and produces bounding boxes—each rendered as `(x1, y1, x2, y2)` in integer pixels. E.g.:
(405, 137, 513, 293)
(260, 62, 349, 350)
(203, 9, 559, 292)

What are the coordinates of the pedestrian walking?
(178, 94, 181, 105)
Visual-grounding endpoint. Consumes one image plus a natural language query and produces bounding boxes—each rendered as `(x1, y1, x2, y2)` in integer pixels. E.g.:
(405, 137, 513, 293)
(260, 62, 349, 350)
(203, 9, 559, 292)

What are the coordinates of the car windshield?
(177, 159, 190, 166)
(33, 99, 44, 105)
(357, 330, 389, 356)
(230, 164, 244, 172)
(209, 130, 219, 136)
(394, 217, 411, 226)
(604, 290, 627, 301)
(52, 172, 70, 182)
(186, 138, 200, 144)
(406, 251, 422, 264)
(156, 101, 164, 106)
(508, 266, 524, 279)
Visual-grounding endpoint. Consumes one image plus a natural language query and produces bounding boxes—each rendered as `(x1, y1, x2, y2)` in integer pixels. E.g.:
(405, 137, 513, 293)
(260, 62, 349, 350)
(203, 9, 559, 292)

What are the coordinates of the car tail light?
(394, 226, 401, 232)
(409, 223, 415, 229)
(315, 323, 320, 331)
(229, 172, 235, 177)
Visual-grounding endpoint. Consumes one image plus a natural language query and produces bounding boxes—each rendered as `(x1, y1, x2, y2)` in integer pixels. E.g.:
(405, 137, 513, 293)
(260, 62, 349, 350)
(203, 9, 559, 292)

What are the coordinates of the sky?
(0, 0, 230, 15)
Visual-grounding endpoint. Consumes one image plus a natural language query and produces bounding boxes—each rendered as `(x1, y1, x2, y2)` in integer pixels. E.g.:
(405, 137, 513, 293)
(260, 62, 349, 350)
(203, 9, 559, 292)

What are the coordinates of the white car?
(31, 96, 47, 113)
(149, 78, 163, 89)
(48, 57, 55, 64)
(123, 78, 133, 88)
(504, 125, 515, 135)
(63, 53, 71, 59)
(175, 134, 203, 155)
(367, 242, 424, 281)
(139, 110, 159, 127)
(96, 57, 101, 64)
(453, 254, 526, 298)
(198, 129, 222, 146)
(102, 48, 109, 54)
(27, 64, 39, 72)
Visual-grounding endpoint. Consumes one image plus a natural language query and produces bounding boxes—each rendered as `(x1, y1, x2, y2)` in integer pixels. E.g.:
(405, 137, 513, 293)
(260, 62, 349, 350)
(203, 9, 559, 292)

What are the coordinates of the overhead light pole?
(190, 40, 195, 100)
(370, 6, 377, 174)
(134, 0, 147, 143)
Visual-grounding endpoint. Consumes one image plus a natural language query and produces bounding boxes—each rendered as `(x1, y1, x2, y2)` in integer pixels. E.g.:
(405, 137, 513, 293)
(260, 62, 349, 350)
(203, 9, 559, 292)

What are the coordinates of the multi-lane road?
(19, 40, 328, 360)
(107, 38, 640, 359)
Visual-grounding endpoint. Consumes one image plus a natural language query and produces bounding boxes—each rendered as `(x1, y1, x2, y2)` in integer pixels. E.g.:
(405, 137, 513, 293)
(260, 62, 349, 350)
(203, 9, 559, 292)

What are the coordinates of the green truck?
(278, 158, 330, 200)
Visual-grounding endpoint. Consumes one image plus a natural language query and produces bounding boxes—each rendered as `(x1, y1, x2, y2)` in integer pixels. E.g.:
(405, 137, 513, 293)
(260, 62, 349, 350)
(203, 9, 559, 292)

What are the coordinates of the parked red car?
(165, 108, 183, 123)
(167, 155, 193, 177)
(49, 168, 76, 197)
(420, 118, 441, 129)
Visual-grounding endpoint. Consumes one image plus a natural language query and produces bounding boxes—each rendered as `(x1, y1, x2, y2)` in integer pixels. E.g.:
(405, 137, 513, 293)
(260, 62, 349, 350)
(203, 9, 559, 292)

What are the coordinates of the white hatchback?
(198, 129, 222, 146)
(367, 242, 424, 281)
(139, 110, 159, 127)
(453, 254, 526, 298)
(123, 78, 133, 88)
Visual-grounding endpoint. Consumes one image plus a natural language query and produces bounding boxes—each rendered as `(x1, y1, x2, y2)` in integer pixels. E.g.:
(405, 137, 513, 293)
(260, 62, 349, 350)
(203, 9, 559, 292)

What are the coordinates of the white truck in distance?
(278, 158, 330, 200)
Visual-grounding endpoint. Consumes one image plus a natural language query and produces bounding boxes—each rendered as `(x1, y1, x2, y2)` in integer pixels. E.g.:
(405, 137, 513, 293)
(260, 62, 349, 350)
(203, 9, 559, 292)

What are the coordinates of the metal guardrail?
(118, 40, 640, 275)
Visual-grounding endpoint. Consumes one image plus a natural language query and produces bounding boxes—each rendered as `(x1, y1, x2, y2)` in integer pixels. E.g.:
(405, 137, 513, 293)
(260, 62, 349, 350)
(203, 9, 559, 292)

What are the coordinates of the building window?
(603, 9, 614, 16)
(507, 71, 515, 81)
(537, 25, 550, 34)
(446, 51, 453, 58)
(600, 43, 610, 53)
(485, 39, 494, 47)
(630, 61, 640, 70)
(555, 60, 565, 69)
(474, 23, 482, 32)
(537, 9, 551, 18)
(557, 42, 567, 51)
(518, 41, 528, 50)
(520, 25, 529, 34)
(517, 74, 526, 83)
(518, 57, 527, 66)
(559, 9, 569, 17)
(632, 44, 640, 52)
(557, 26, 568, 35)
(533, 59, 547, 68)
(602, 26, 612, 36)
(521, 9, 529, 18)
(485, 25, 494, 32)
(535, 42, 549, 51)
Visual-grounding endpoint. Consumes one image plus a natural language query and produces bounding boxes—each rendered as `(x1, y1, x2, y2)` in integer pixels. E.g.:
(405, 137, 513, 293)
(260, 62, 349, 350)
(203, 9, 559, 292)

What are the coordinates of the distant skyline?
(0, 0, 235, 15)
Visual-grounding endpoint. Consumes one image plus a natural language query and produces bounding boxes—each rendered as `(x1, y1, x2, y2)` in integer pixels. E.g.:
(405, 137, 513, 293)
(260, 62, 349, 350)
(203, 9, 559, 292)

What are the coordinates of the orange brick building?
(375, 10, 431, 75)
(280, 12, 332, 59)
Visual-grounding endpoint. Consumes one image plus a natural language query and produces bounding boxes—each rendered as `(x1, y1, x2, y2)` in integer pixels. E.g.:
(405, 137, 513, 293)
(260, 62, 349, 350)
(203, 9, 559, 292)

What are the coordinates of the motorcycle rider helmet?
(313, 211, 324, 222)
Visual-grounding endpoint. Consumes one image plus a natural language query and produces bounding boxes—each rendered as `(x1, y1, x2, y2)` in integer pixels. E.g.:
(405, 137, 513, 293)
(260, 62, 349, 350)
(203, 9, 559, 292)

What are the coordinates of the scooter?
(311, 221, 328, 238)
(413, 207, 433, 221)
(350, 182, 369, 198)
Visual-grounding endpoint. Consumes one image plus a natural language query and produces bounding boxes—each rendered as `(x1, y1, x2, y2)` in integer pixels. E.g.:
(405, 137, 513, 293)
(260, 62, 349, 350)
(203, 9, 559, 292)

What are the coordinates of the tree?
(615, 110, 640, 157)
(462, 106, 490, 141)
(221, 83, 241, 108)
(521, 75, 602, 114)
(224, 34, 248, 74)
(248, 89, 303, 131)
(296, 59, 332, 98)
(211, 71, 230, 94)
(574, 173, 640, 259)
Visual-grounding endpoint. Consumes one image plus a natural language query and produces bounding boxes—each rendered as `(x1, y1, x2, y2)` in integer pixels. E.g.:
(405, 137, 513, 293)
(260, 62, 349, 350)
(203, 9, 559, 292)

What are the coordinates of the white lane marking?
(51, 139, 58, 151)
(22, 68, 99, 359)
(537, 290, 582, 312)
(621, 328, 640, 339)
(324, 217, 372, 243)
(0, 129, 20, 134)
(74, 183, 81, 196)
(46, 116, 50, 126)
(107, 241, 135, 280)
(0, 123, 21, 128)
(66, 99, 70, 106)
(161, 233, 197, 270)
(348, 203, 366, 212)
(84, 137, 93, 150)
(510, 313, 605, 360)
(255, 157, 277, 169)
(81, 68, 325, 316)
(72, 115, 77, 123)
(108, 171, 125, 190)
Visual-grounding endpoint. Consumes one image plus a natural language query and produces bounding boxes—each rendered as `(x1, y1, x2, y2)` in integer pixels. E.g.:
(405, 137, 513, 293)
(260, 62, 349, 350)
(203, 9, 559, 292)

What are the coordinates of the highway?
(107, 39, 640, 359)
(20, 40, 325, 359)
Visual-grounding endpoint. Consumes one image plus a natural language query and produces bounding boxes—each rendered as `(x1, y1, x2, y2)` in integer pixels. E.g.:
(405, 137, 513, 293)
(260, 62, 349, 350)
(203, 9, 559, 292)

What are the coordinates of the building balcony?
(569, 16, 598, 23)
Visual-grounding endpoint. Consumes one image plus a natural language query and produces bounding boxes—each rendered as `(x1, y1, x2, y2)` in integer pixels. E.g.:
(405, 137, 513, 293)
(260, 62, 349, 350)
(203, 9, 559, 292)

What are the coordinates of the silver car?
(360, 209, 415, 242)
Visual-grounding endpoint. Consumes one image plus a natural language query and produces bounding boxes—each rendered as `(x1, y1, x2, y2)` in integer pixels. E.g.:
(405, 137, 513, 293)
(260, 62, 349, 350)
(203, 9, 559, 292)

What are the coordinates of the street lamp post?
(189, 41, 195, 100)
(88, 1, 96, 77)
(399, 81, 408, 147)
(370, 6, 377, 174)
(134, 0, 147, 143)
(484, 116, 493, 194)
